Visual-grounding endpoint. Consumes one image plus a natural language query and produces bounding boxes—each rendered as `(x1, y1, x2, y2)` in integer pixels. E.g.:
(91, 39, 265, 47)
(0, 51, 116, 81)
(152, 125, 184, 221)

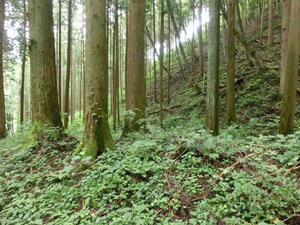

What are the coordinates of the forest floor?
(1, 14, 300, 225)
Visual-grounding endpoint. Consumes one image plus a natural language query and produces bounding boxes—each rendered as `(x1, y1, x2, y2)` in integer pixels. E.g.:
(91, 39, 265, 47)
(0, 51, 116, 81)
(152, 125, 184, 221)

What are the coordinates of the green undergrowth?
(0, 116, 299, 225)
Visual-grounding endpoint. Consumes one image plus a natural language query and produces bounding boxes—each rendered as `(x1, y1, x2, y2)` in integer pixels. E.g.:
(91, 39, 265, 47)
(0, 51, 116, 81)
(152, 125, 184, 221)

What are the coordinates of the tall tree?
(63, 0, 73, 129)
(197, 0, 204, 79)
(28, 0, 62, 140)
(191, 0, 196, 79)
(226, 0, 236, 124)
(75, 0, 114, 161)
(159, 0, 164, 126)
(123, 0, 146, 134)
(167, 0, 192, 82)
(0, 0, 5, 139)
(113, 0, 119, 130)
(20, 0, 27, 125)
(206, 0, 220, 136)
(167, 11, 171, 104)
(279, 0, 291, 97)
(278, 0, 300, 135)
(259, 0, 265, 43)
(58, 0, 62, 110)
(268, 0, 274, 46)
(242, 0, 247, 30)
(153, 0, 158, 102)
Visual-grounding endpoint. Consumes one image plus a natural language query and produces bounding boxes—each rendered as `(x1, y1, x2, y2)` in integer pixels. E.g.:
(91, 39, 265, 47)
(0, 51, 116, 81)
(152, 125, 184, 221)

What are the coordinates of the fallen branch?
(147, 104, 182, 115)
(192, 152, 261, 202)
(256, 161, 300, 179)
(252, 144, 269, 150)
(213, 152, 260, 184)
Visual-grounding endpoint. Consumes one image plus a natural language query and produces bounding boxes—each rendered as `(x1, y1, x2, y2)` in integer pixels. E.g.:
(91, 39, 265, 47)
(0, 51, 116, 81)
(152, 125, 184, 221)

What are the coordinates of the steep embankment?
(146, 13, 299, 134)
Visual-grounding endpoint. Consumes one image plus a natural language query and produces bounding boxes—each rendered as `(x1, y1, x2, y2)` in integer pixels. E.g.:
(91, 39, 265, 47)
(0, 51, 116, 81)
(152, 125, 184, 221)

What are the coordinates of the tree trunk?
(63, 0, 72, 129)
(221, 6, 263, 69)
(167, 11, 171, 105)
(279, 0, 291, 97)
(268, 0, 274, 46)
(260, 0, 265, 43)
(278, 0, 300, 135)
(191, 0, 196, 80)
(0, 0, 5, 139)
(58, 0, 62, 111)
(197, 0, 204, 79)
(242, 0, 247, 30)
(20, 0, 27, 125)
(79, 4, 85, 119)
(166, 0, 192, 81)
(123, 0, 146, 134)
(159, 0, 164, 126)
(174, 36, 186, 80)
(236, 0, 250, 62)
(206, 0, 220, 136)
(153, 0, 158, 102)
(226, 0, 236, 124)
(222, 17, 228, 62)
(145, 25, 169, 74)
(28, 0, 62, 141)
(75, 0, 115, 163)
(113, 0, 119, 130)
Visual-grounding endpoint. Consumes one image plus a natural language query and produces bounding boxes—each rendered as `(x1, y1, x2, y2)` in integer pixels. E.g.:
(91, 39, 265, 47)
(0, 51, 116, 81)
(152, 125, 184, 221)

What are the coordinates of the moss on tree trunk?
(75, 0, 115, 165)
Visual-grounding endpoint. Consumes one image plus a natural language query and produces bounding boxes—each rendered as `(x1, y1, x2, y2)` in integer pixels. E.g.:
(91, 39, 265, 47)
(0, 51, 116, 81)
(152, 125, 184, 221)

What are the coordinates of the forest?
(0, 0, 300, 224)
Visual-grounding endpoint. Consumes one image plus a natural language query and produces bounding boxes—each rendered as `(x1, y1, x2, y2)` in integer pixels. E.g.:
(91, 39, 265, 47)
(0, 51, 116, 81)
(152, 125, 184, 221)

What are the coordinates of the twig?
(252, 144, 269, 150)
(165, 172, 171, 190)
(282, 214, 300, 223)
(256, 161, 300, 179)
(192, 192, 209, 202)
(192, 152, 260, 202)
(213, 152, 260, 184)
(167, 142, 185, 160)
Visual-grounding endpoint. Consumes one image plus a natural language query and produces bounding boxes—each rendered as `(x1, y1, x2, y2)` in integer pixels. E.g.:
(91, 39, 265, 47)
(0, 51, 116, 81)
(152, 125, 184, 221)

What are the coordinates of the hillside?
(0, 9, 300, 225)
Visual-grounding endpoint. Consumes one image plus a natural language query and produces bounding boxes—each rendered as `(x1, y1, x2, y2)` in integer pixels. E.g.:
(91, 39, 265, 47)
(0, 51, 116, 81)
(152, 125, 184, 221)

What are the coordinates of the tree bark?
(260, 0, 265, 43)
(268, 0, 274, 46)
(197, 0, 204, 79)
(167, 11, 171, 105)
(166, 0, 192, 80)
(242, 0, 247, 30)
(153, 0, 158, 102)
(221, 5, 264, 69)
(123, 0, 146, 134)
(28, 0, 62, 141)
(0, 0, 5, 139)
(206, 0, 220, 136)
(75, 0, 115, 162)
(159, 0, 164, 126)
(279, 0, 291, 97)
(226, 0, 236, 124)
(20, 0, 26, 125)
(58, 0, 62, 111)
(113, 0, 119, 130)
(222, 17, 228, 62)
(191, 0, 196, 80)
(63, 0, 73, 129)
(278, 0, 300, 135)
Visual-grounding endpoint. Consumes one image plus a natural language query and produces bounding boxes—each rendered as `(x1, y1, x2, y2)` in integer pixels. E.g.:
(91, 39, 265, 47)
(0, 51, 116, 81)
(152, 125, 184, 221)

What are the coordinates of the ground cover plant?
(1, 0, 300, 224)
(0, 115, 299, 224)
